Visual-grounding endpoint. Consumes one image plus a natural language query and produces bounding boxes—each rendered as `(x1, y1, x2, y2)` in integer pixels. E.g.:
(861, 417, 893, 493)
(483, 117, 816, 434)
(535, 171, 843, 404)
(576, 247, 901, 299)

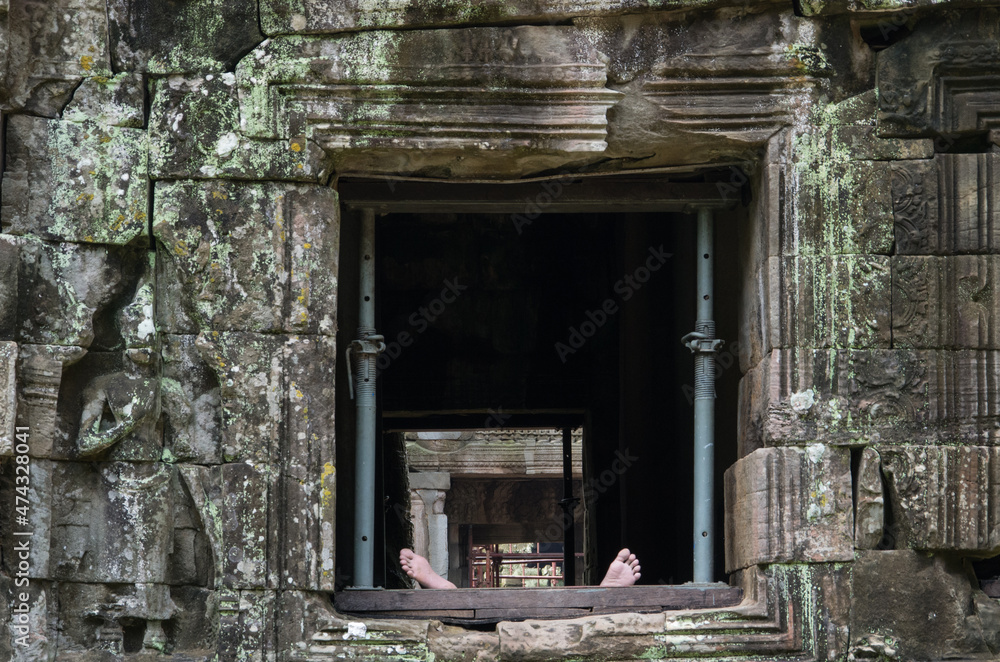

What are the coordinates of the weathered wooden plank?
(334, 585, 743, 613)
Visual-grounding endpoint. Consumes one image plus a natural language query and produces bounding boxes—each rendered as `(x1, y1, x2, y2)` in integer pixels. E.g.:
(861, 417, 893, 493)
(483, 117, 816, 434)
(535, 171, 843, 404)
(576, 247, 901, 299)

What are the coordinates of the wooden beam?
(334, 585, 743, 623)
(339, 178, 738, 214)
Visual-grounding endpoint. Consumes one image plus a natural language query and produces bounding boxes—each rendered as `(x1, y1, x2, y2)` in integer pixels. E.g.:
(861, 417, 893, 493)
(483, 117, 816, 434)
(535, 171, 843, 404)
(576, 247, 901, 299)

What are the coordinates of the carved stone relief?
(893, 256, 1000, 349)
(740, 349, 1000, 449)
(892, 155, 1000, 255)
(861, 445, 1000, 555)
(877, 10, 1000, 137)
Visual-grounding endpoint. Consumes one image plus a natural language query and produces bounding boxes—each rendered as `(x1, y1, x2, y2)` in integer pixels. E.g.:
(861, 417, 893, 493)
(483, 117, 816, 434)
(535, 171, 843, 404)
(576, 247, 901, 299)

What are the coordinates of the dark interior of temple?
(335, 179, 743, 590)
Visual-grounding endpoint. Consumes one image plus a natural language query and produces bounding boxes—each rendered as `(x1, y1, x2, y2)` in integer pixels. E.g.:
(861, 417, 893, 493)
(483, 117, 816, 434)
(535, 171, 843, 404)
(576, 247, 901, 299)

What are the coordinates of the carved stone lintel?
(260, 0, 779, 34)
(235, 29, 621, 175)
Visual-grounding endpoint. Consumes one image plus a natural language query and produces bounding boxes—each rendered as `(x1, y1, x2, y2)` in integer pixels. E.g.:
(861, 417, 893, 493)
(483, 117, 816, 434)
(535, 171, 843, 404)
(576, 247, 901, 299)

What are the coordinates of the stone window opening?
(332, 173, 746, 623)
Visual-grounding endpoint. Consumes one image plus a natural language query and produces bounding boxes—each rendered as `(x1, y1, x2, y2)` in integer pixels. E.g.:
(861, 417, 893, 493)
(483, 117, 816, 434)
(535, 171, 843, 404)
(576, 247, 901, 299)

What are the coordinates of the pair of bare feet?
(399, 548, 641, 589)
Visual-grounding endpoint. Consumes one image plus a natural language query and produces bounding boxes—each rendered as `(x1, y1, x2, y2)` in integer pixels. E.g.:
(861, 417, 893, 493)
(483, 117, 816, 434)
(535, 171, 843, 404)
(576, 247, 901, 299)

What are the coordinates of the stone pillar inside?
(408, 471, 451, 581)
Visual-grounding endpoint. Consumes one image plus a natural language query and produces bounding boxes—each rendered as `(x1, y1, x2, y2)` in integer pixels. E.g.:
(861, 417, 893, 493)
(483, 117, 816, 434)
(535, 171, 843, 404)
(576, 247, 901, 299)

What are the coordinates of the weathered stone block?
(1, 116, 149, 245)
(106, 0, 262, 73)
(194, 333, 283, 463)
(12, 238, 148, 347)
(61, 72, 145, 128)
(875, 445, 1000, 555)
(4, 579, 56, 661)
(236, 29, 621, 177)
(1, 456, 53, 579)
(851, 551, 1000, 660)
(428, 623, 500, 662)
(766, 255, 891, 349)
(279, 464, 333, 591)
(801, 0, 983, 14)
(161, 335, 223, 465)
(47, 461, 177, 585)
(153, 181, 338, 335)
(168, 585, 219, 652)
(218, 589, 276, 662)
(0, 235, 17, 340)
(724, 445, 854, 572)
(785, 134, 894, 255)
(148, 75, 331, 182)
(53, 581, 182, 657)
(829, 125, 933, 161)
(740, 349, 1000, 450)
(15, 344, 86, 458)
(854, 447, 884, 550)
(0, 341, 15, 455)
(893, 155, 1000, 255)
(281, 335, 337, 590)
(221, 463, 271, 589)
(893, 256, 1000, 349)
(2, 0, 110, 115)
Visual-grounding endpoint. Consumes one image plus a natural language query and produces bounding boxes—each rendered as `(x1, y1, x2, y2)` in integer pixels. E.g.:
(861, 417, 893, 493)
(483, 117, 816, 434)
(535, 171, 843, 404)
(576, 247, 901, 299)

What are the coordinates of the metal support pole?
(348, 209, 385, 588)
(560, 427, 578, 586)
(682, 207, 722, 584)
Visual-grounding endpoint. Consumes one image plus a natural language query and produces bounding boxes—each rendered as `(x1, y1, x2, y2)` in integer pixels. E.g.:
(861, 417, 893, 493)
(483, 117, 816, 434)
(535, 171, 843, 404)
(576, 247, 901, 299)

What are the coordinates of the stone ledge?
(288, 564, 848, 660)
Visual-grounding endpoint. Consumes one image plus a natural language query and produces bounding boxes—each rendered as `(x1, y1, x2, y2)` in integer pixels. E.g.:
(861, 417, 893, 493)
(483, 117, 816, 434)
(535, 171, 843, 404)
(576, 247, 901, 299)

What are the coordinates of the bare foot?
(400, 548, 456, 589)
(600, 548, 641, 587)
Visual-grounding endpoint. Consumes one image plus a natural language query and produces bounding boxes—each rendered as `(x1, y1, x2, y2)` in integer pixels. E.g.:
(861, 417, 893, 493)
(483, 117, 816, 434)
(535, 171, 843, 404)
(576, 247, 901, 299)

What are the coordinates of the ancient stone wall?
(0, 0, 999, 660)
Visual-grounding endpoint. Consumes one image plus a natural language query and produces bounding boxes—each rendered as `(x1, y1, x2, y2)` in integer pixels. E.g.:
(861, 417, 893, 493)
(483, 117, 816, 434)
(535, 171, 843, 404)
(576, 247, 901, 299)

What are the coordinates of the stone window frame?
(332, 174, 742, 604)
